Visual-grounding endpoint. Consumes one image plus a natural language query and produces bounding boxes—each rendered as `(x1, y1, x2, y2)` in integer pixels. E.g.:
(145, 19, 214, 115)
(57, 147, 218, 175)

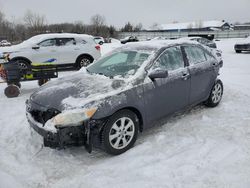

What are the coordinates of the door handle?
(182, 73, 190, 80)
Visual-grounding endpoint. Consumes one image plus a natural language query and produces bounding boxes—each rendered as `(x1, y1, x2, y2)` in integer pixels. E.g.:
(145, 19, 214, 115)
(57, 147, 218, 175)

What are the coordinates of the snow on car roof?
(118, 39, 198, 51)
(31, 33, 94, 41)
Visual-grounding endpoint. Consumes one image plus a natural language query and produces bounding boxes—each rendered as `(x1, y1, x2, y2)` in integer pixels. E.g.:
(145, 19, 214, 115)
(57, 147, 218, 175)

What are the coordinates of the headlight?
(50, 108, 97, 127)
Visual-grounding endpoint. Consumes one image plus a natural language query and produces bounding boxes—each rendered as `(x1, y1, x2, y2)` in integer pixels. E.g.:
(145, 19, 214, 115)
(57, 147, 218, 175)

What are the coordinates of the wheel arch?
(11, 56, 32, 64)
(75, 53, 94, 64)
(112, 107, 144, 132)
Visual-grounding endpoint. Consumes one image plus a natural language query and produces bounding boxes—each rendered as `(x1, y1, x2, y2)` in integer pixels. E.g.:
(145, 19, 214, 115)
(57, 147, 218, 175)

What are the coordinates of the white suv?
(0, 33, 101, 69)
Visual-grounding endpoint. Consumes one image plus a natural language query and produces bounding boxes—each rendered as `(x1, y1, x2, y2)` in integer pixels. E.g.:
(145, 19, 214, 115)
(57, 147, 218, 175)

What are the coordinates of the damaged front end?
(26, 99, 106, 153)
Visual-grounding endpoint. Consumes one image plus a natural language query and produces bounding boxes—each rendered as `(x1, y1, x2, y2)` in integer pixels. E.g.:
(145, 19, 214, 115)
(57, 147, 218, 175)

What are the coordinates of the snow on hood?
(30, 71, 129, 111)
(0, 43, 31, 53)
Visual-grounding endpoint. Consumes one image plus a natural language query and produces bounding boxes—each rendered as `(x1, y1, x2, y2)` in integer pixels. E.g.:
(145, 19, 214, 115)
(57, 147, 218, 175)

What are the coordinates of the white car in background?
(0, 40, 11, 47)
(0, 33, 101, 69)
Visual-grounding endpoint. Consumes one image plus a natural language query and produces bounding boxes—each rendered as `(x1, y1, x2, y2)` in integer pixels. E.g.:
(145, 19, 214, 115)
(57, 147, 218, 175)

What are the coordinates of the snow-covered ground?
(0, 39, 250, 188)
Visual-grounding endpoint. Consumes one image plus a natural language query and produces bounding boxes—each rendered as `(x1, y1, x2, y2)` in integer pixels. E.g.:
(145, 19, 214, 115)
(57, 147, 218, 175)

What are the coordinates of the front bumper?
(27, 112, 87, 149)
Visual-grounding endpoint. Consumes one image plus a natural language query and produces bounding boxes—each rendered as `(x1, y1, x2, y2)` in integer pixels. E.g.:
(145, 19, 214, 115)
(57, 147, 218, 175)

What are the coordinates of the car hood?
(0, 43, 30, 53)
(30, 71, 126, 111)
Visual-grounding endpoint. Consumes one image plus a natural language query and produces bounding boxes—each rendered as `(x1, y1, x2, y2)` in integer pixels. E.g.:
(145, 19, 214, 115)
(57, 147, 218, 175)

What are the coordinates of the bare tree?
(24, 10, 47, 35)
(90, 14, 106, 36)
(134, 23, 143, 31)
(187, 23, 193, 31)
(90, 14, 106, 27)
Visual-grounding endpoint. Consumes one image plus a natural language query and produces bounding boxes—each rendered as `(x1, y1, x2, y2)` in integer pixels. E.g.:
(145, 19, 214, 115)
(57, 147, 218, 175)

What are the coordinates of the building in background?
(147, 20, 232, 32)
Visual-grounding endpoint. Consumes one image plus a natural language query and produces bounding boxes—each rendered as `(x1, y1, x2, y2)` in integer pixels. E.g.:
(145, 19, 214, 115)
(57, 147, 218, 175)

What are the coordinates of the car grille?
(30, 109, 60, 125)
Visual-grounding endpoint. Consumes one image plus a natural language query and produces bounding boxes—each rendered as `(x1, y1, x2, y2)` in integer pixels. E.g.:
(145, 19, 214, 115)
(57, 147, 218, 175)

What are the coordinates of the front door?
(143, 46, 191, 125)
(31, 38, 59, 64)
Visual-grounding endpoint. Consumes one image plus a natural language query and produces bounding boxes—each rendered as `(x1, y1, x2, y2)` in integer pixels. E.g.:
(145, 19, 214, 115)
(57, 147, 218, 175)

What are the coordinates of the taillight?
(95, 45, 100, 51)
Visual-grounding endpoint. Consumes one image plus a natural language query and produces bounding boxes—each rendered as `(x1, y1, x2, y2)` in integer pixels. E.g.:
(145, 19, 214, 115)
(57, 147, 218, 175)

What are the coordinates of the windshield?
(87, 50, 151, 78)
(20, 35, 46, 46)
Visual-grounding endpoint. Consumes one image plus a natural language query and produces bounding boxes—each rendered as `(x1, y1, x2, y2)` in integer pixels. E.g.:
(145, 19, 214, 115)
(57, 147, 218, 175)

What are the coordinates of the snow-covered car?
(0, 33, 101, 69)
(94, 36, 105, 45)
(26, 40, 223, 155)
(188, 37, 217, 49)
(120, 36, 139, 44)
(234, 36, 250, 53)
(0, 40, 11, 47)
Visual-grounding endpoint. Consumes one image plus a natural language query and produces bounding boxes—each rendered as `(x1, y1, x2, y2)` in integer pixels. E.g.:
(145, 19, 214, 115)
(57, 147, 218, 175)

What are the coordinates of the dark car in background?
(26, 40, 223, 155)
(234, 36, 250, 53)
(188, 37, 217, 49)
(120, 36, 139, 44)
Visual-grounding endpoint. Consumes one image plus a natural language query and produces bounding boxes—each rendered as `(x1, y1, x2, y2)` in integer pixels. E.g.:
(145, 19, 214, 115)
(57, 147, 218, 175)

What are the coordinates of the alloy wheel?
(211, 83, 222, 103)
(108, 117, 135, 150)
(80, 58, 91, 67)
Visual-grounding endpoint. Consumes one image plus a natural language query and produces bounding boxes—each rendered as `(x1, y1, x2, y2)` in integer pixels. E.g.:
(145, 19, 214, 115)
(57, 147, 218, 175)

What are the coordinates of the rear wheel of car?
(4, 84, 20, 98)
(205, 79, 223, 107)
(235, 50, 241, 53)
(76, 55, 93, 69)
(102, 110, 139, 155)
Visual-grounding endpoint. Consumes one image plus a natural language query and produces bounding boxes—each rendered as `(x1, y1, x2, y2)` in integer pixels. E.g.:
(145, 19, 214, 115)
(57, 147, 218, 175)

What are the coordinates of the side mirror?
(32, 45, 40, 50)
(148, 69, 168, 81)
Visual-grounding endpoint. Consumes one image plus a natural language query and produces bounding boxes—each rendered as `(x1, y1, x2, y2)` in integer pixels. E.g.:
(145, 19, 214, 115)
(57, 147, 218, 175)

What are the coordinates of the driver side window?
(38, 39, 56, 47)
(153, 46, 184, 71)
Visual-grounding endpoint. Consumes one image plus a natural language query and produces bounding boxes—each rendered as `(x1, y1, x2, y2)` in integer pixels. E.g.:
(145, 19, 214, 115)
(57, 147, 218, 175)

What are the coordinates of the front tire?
(235, 50, 241, 53)
(205, 79, 223, 107)
(102, 110, 139, 155)
(15, 59, 31, 70)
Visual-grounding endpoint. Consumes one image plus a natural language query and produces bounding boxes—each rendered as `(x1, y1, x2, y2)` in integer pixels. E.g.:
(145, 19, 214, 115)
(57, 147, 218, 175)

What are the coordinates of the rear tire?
(235, 50, 241, 53)
(102, 110, 139, 155)
(205, 79, 223, 107)
(76, 55, 93, 69)
(4, 84, 20, 98)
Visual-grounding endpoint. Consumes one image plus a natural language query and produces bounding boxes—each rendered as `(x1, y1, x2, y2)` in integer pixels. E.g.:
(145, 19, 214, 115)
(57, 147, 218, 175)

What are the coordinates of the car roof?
(31, 33, 94, 41)
(119, 39, 199, 51)
(180, 37, 202, 40)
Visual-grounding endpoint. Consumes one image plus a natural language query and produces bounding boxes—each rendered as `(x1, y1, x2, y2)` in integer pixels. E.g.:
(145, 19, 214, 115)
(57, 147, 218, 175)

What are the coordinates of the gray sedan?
(26, 40, 223, 155)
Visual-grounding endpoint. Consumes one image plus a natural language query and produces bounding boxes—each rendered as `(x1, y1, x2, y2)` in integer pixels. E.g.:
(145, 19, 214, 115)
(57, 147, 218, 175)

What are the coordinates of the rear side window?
(184, 46, 207, 65)
(57, 38, 76, 46)
(154, 46, 184, 71)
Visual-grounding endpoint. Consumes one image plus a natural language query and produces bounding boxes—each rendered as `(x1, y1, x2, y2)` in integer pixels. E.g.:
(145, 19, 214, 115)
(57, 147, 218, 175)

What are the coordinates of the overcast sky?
(0, 0, 249, 28)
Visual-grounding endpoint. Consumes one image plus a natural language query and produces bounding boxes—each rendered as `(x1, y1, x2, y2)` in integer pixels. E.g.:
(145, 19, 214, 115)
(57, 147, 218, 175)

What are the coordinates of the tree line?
(0, 10, 143, 43)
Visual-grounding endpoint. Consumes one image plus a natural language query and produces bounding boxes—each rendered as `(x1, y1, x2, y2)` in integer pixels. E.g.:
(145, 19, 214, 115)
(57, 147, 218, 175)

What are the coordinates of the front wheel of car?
(235, 50, 241, 53)
(102, 110, 139, 155)
(205, 79, 223, 107)
(76, 55, 93, 69)
(15, 59, 31, 70)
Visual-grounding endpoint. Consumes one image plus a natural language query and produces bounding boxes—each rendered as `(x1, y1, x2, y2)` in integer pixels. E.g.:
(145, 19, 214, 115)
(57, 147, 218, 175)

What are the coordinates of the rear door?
(183, 45, 218, 105)
(56, 38, 78, 64)
(143, 46, 191, 125)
